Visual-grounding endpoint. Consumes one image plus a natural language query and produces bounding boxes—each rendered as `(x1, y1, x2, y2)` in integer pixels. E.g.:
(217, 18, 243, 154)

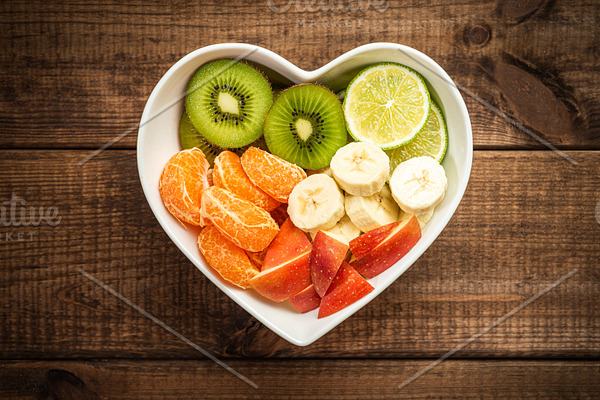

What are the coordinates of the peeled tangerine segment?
(200, 186, 279, 252)
(241, 147, 307, 203)
(318, 262, 374, 319)
(198, 225, 259, 289)
(270, 203, 290, 227)
(159, 148, 210, 226)
(213, 150, 280, 211)
(245, 248, 268, 270)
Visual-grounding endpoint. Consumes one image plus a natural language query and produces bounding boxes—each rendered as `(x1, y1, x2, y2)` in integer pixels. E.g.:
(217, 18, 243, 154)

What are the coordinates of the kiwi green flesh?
(185, 59, 273, 148)
(179, 112, 223, 166)
(264, 84, 347, 170)
(179, 111, 267, 166)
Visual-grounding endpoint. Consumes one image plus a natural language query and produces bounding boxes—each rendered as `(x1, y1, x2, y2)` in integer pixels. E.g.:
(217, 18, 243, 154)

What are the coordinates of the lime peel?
(386, 101, 448, 176)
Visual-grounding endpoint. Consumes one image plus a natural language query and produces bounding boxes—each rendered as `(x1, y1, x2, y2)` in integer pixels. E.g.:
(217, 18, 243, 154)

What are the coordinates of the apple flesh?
(348, 221, 400, 260)
(289, 284, 321, 313)
(262, 217, 311, 270)
(350, 216, 421, 279)
(249, 250, 311, 302)
(318, 262, 374, 319)
(310, 230, 349, 297)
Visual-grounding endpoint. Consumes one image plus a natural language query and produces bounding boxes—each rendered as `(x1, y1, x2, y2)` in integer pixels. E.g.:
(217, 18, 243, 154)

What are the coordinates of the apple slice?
(289, 284, 321, 313)
(350, 216, 421, 279)
(348, 221, 400, 260)
(318, 262, 374, 319)
(262, 217, 311, 270)
(249, 250, 311, 302)
(310, 231, 349, 297)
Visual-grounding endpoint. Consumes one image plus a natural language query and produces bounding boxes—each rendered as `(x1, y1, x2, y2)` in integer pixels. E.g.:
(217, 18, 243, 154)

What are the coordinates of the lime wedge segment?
(386, 101, 448, 175)
(343, 63, 431, 149)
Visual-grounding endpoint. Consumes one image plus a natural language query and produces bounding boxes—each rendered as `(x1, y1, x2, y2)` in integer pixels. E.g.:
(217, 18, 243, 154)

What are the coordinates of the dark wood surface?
(1, 360, 600, 399)
(1, 0, 599, 398)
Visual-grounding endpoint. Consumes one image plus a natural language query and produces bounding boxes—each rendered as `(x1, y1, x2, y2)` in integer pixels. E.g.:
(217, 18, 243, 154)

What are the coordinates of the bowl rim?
(137, 42, 473, 346)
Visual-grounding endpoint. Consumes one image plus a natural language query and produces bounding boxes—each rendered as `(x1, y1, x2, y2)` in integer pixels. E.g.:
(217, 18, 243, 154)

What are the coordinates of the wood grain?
(0, 149, 598, 358)
(2, 1, 599, 396)
(1, 359, 599, 399)
(0, 0, 598, 150)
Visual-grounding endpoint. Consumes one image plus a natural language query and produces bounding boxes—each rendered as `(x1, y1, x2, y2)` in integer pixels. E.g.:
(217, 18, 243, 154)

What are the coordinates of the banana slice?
(390, 156, 447, 214)
(399, 207, 435, 229)
(288, 173, 345, 232)
(310, 214, 361, 244)
(330, 142, 390, 196)
(345, 184, 400, 232)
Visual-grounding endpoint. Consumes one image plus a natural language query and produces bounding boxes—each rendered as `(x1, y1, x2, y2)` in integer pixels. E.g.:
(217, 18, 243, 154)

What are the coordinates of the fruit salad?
(159, 59, 449, 319)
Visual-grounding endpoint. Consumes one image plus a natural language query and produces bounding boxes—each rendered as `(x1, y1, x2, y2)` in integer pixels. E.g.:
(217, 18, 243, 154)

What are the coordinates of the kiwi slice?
(185, 59, 273, 148)
(179, 111, 269, 166)
(179, 111, 222, 165)
(264, 84, 347, 170)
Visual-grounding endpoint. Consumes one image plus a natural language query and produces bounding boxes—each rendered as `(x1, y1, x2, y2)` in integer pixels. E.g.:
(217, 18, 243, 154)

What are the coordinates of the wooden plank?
(0, 150, 599, 358)
(0, 1, 598, 149)
(1, 359, 599, 399)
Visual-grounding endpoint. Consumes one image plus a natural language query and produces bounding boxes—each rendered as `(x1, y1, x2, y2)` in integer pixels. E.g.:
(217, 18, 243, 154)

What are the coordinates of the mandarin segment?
(197, 225, 259, 289)
(245, 248, 268, 270)
(241, 147, 307, 203)
(159, 148, 210, 226)
(270, 203, 289, 227)
(213, 151, 280, 212)
(200, 186, 279, 252)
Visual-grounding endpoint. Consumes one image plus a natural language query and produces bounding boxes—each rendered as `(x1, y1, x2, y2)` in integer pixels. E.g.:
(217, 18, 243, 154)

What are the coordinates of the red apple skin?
(289, 284, 321, 313)
(349, 221, 400, 260)
(318, 262, 374, 319)
(350, 216, 421, 279)
(249, 250, 311, 302)
(262, 217, 311, 270)
(310, 231, 349, 297)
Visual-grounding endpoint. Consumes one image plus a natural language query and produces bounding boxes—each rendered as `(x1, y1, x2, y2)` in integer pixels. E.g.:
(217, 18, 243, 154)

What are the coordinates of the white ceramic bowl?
(137, 43, 472, 346)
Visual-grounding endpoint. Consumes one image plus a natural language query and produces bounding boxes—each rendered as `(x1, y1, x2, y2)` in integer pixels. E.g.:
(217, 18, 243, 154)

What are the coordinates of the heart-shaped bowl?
(137, 43, 472, 346)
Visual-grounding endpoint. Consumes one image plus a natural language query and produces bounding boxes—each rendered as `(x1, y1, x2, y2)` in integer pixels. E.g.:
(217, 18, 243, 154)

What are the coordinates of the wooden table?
(1, 0, 599, 398)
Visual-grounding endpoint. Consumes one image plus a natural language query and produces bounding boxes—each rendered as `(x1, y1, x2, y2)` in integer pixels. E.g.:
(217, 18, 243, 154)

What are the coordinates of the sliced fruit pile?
(159, 58, 451, 319)
(250, 215, 420, 318)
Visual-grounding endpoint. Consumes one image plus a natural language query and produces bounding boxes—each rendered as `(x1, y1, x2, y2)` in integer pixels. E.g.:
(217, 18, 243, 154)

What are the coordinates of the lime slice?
(343, 63, 431, 149)
(386, 101, 448, 175)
